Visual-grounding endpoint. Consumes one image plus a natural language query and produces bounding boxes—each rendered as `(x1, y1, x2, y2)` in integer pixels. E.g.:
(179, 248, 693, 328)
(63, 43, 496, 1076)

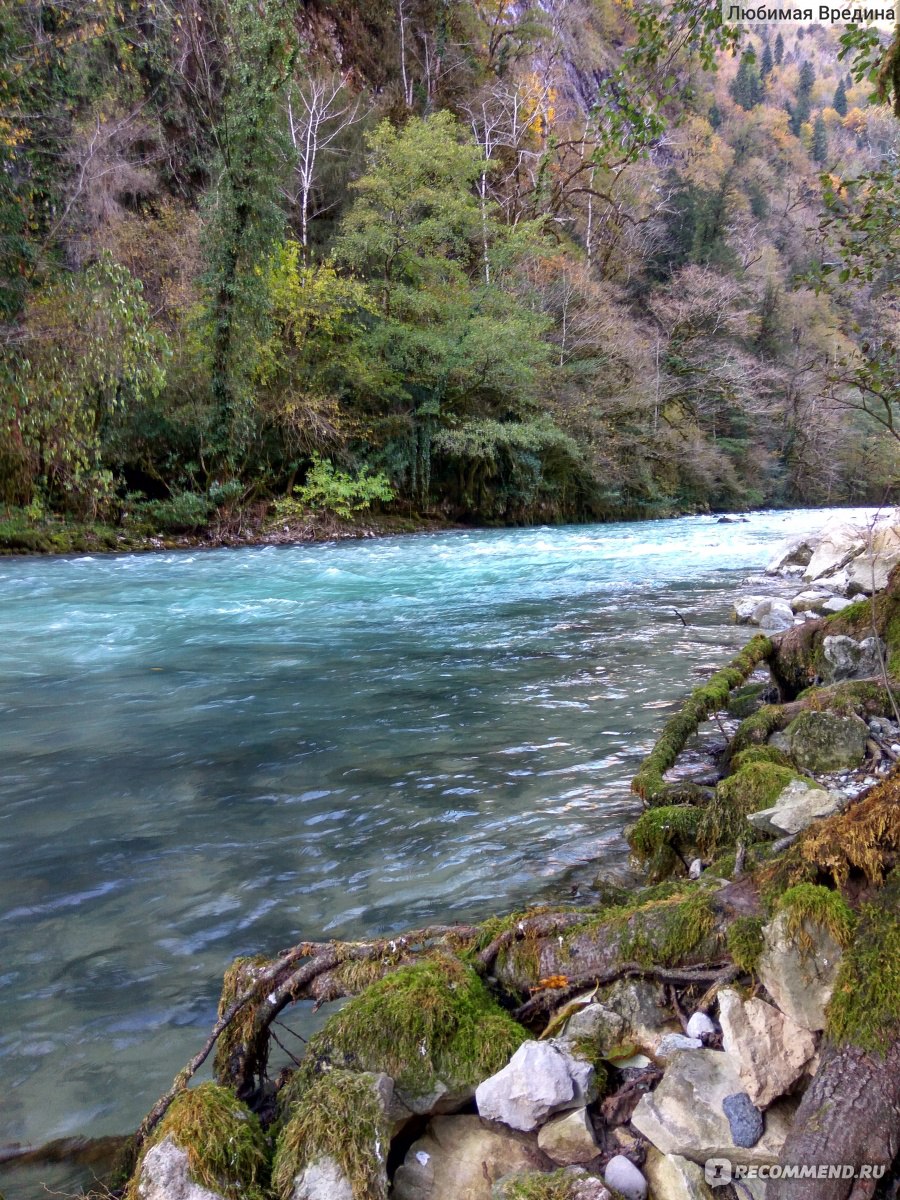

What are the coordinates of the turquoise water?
(0, 508, 863, 1179)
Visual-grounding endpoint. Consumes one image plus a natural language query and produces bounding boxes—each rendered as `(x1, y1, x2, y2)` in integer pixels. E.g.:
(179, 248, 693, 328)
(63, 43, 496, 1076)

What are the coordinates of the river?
(0, 507, 867, 1194)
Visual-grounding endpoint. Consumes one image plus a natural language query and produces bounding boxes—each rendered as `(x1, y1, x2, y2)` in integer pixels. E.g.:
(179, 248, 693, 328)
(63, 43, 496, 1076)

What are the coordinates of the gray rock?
(844, 523, 900, 594)
(757, 910, 843, 1031)
(643, 1148, 716, 1200)
(717, 989, 816, 1107)
(688, 857, 704, 880)
(656, 1034, 703, 1061)
(733, 595, 772, 624)
(821, 634, 886, 683)
(787, 710, 869, 772)
(766, 535, 815, 575)
(789, 590, 832, 614)
(537, 1107, 600, 1165)
(685, 1012, 716, 1040)
(290, 1157, 354, 1200)
(749, 778, 845, 837)
(393, 1115, 544, 1200)
(135, 1136, 226, 1200)
(563, 1001, 627, 1049)
(722, 1093, 763, 1148)
(803, 521, 866, 582)
(598, 979, 679, 1051)
(631, 1051, 792, 1165)
(475, 1041, 596, 1132)
(821, 596, 854, 613)
(753, 598, 794, 632)
(604, 1154, 648, 1200)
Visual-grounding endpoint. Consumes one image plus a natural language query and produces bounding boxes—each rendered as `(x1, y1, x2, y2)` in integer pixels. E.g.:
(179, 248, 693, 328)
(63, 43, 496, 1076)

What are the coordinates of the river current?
(0, 507, 869, 1188)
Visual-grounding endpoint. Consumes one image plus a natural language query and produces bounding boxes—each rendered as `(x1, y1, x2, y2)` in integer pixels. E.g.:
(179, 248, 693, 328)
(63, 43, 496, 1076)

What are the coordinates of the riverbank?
(3, 511, 897, 1200)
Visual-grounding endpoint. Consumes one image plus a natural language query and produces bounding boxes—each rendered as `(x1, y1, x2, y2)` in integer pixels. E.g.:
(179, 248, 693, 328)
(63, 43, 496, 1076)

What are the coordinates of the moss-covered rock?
(785, 710, 868, 773)
(726, 916, 765, 976)
(730, 745, 793, 771)
(492, 1170, 615, 1200)
(730, 704, 785, 755)
(126, 1083, 269, 1200)
(699, 762, 801, 854)
(273, 1070, 392, 1200)
(626, 805, 701, 880)
(727, 681, 768, 719)
(297, 955, 527, 1114)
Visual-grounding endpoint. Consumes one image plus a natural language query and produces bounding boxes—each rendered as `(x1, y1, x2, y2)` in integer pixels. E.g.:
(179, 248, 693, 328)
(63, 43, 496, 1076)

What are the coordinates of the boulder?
(756, 910, 843, 1031)
(393, 1115, 545, 1200)
(803, 521, 866, 582)
(845, 523, 900, 594)
(290, 1158, 354, 1200)
(752, 598, 794, 632)
(631, 1050, 792, 1165)
(475, 1041, 597, 1132)
(766, 536, 816, 575)
(733, 595, 772, 624)
(717, 989, 816, 1108)
(604, 1155, 648, 1200)
(820, 634, 885, 683)
(537, 1108, 599, 1165)
(643, 1148, 715, 1200)
(562, 1001, 627, 1050)
(597, 978, 679, 1051)
(789, 590, 831, 614)
(786, 710, 868, 773)
(748, 778, 845, 837)
(135, 1136, 227, 1200)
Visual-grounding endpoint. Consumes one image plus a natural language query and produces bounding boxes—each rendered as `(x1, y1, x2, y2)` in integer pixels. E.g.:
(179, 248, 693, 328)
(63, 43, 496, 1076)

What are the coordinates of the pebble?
(722, 1092, 764, 1148)
(686, 1012, 716, 1039)
(603, 1154, 648, 1200)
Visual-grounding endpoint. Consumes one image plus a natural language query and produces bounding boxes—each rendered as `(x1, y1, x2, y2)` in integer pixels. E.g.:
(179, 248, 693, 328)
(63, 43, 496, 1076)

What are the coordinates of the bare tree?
(286, 73, 366, 256)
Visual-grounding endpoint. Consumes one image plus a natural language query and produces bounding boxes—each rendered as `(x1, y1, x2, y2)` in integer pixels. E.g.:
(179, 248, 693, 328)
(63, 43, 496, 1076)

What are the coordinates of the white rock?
(789, 590, 832, 614)
(136, 1136, 227, 1200)
(475, 1041, 596, 1132)
(656, 1034, 703, 1061)
(845, 523, 900, 594)
(766, 535, 816, 575)
(688, 858, 704, 880)
(686, 1012, 716, 1039)
(822, 596, 853, 613)
(757, 911, 843, 1031)
(804, 521, 866, 582)
(537, 1107, 599, 1165)
(631, 1051, 793, 1165)
(604, 1154, 648, 1200)
(748, 779, 845, 837)
(290, 1157, 354, 1200)
(753, 598, 795, 632)
(733, 595, 772, 624)
(717, 989, 816, 1108)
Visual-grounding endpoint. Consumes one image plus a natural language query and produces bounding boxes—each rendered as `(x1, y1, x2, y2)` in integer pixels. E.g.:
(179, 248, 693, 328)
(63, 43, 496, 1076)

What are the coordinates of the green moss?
(494, 1170, 626, 1200)
(726, 916, 765, 975)
(699, 762, 799, 855)
(126, 1084, 268, 1200)
(826, 873, 900, 1054)
(632, 634, 773, 801)
(776, 883, 856, 955)
(730, 745, 792, 770)
(300, 954, 527, 1095)
(627, 805, 701, 879)
(797, 679, 893, 718)
(214, 954, 271, 1086)
(730, 704, 785, 754)
(727, 682, 767, 719)
(273, 1070, 389, 1200)
(824, 598, 871, 627)
(616, 889, 719, 967)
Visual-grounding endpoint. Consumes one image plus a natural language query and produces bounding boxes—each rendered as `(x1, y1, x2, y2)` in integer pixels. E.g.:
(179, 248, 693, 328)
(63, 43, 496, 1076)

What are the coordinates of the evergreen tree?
(833, 77, 849, 116)
(774, 32, 785, 64)
(730, 53, 764, 110)
(812, 113, 828, 162)
(760, 42, 774, 79)
(790, 60, 816, 134)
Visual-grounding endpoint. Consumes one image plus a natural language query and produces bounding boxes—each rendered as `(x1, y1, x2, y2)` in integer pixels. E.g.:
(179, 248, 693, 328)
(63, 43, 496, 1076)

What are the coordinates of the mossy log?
(632, 634, 773, 802)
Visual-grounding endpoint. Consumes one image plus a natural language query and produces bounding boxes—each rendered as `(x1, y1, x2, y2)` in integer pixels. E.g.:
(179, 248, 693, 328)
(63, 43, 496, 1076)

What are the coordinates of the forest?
(1, 0, 898, 542)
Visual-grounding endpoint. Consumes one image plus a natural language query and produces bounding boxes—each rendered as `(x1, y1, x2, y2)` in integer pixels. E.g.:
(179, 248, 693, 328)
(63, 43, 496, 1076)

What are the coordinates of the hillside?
(1, 1, 898, 538)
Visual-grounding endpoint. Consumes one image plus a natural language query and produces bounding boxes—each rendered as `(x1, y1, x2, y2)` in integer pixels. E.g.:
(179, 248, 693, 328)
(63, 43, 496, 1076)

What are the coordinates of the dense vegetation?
(1, 1, 898, 538)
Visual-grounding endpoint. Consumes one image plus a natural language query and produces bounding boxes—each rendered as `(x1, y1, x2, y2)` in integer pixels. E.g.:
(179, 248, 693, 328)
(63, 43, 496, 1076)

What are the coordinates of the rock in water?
(786, 710, 868, 773)
(756, 911, 843, 1031)
(604, 1154, 648, 1200)
(722, 1093, 764, 1148)
(135, 1136, 228, 1200)
(717, 989, 816, 1107)
(475, 1040, 596, 1132)
(393, 1115, 543, 1200)
(537, 1107, 600, 1164)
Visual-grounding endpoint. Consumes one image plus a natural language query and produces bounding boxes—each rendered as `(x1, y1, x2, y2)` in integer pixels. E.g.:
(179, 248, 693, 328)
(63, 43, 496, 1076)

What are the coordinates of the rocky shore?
(80, 513, 900, 1200)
